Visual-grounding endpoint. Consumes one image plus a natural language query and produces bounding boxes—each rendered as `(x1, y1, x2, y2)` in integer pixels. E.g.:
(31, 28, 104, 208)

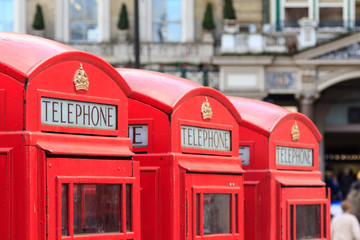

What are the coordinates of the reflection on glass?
(290, 205, 293, 240)
(0, 0, 13, 31)
(296, 204, 321, 239)
(62, 184, 69, 236)
(126, 184, 132, 232)
(73, 184, 121, 234)
(152, 0, 181, 42)
(323, 204, 327, 238)
(203, 194, 231, 235)
(234, 194, 238, 233)
(196, 193, 200, 235)
(69, 0, 98, 42)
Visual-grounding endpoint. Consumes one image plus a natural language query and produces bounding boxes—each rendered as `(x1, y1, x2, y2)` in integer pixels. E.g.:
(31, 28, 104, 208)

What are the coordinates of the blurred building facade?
(2, 0, 360, 177)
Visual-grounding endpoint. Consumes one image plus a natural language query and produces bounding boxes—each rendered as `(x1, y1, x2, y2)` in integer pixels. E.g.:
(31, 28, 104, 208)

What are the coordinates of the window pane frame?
(192, 187, 241, 239)
(57, 176, 135, 240)
(287, 199, 328, 240)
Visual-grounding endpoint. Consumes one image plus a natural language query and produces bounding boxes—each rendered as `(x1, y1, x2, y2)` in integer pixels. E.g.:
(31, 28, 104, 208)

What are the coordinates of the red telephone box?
(0, 33, 140, 240)
(228, 97, 330, 240)
(117, 69, 244, 240)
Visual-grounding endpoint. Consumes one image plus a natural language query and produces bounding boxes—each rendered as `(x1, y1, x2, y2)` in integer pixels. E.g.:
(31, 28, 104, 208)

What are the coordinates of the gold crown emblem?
(201, 97, 212, 120)
(73, 63, 89, 93)
(291, 121, 300, 142)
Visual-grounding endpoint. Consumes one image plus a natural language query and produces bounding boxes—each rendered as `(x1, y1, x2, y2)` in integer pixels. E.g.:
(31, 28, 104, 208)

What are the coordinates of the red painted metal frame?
(184, 172, 244, 240)
(46, 157, 140, 240)
(56, 176, 137, 240)
(282, 187, 330, 240)
(286, 199, 328, 240)
(191, 188, 241, 240)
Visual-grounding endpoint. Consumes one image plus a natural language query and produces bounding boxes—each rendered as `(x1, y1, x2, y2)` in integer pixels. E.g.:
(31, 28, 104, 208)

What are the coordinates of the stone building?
(2, 0, 360, 179)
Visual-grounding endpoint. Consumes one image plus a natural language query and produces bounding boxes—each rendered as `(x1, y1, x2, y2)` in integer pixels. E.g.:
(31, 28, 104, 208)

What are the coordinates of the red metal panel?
(128, 99, 170, 153)
(118, 68, 241, 123)
(273, 171, 325, 186)
(229, 96, 321, 141)
(178, 158, 243, 174)
(28, 132, 133, 157)
(25, 62, 129, 137)
(0, 148, 11, 240)
(140, 167, 160, 240)
(269, 119, 320, 171)
(171, 95, 239, 156)
(0, 90, 4, 130)
(0, 33, 132, 97)
(0, 73, 23, 130)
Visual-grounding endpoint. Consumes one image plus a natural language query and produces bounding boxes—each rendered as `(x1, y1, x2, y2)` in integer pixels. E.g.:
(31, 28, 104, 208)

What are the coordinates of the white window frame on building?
(271, 0, 355, 31)
(139, 0, 194, 43)
(55, 0, 110, 43)
(0, 0, 26, 33)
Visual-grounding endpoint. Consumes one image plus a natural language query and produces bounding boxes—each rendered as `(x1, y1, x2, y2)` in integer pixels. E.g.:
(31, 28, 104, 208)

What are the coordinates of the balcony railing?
(70, 42, 214, 66)
(159, 69, 219, 89)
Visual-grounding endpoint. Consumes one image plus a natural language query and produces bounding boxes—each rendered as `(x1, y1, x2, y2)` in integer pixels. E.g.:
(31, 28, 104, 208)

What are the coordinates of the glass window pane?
(0, 0, 14, 31)
(126, 184, 132, 232)
(290, 205, 293, 240)
(319, 8, 343, 27)
(323, 204, 327, 238)
(152, 0, 181, 42)
(62, 184, 69, 236)
(196, 193, 200, 236)
(69, 0, 98, 42)
(167, 0, 181, 21)
(284, 8, 308, 28)
(235, 194, 238, 233)
(166, 23, 181, 42)
(203, 194, 231, 235)
(73, 184, 121, 234)
(296, 204, 321, 239)
(153, 0, 166, 22)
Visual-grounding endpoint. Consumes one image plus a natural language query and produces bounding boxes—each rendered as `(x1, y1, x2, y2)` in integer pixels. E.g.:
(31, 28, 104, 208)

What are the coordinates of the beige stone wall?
(195, 0, 263, 41)
(27, 0, 56, 39)
(111, 0, 133, 42)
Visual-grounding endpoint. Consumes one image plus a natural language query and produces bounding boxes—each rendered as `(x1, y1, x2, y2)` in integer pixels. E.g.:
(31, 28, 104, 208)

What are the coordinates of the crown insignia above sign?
(201, 97, 212, 120)
(291, 121, 300, 142)
(73, 63, 89, 93)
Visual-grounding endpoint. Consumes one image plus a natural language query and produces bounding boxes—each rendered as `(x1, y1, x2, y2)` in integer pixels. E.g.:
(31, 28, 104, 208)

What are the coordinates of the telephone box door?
(184, 173, 243, 240)
(281, 187, 330, 240)
(46, 157, 137, 240)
